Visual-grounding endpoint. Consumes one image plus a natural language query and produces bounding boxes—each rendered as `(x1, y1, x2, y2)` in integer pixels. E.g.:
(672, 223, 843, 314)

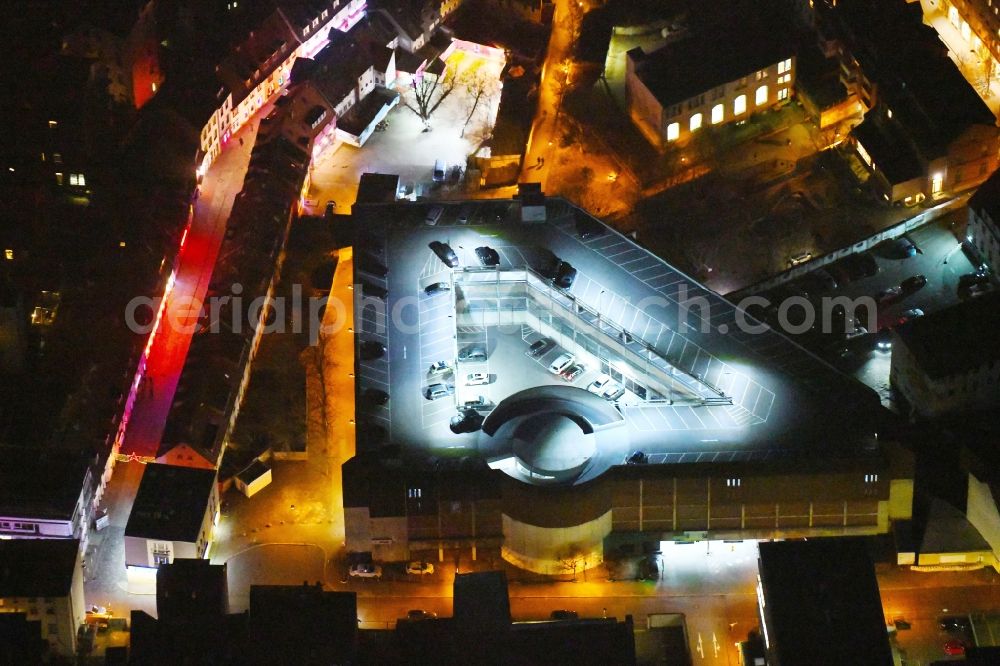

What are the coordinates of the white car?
(349, 563, 382, 579)
(548, 353, 575, 374)
(588, 374, 613, 395)
(466, 372, 490, 386)
(406, 561, 435, 575)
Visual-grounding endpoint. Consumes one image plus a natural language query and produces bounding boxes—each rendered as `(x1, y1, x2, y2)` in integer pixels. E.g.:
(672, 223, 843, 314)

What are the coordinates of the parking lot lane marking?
(627, 407, 656, 432)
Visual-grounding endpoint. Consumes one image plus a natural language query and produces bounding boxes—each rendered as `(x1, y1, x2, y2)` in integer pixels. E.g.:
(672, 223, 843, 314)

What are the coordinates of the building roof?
(236, 459, 271, 485)
(628, 4, 791, 110)
(969, 167, 1000, 223)
(852, 115, 925, 185)
(453, 571, 511, 631)
(125, 464, 217, 543)
(156, 559, 228, 621)
(894, 290, 1000, 379)
(336, 86, 399, 137)
(0, 446, 92, 521)
(248, 584, 357, 662)
(0, 538, 80, 597)
(758, 538, 893, 666)
(356, 173, 400, 203)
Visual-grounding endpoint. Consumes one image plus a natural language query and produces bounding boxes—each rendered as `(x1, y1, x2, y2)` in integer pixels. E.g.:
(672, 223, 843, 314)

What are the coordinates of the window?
(408, 487, 422, 498)
(667, 104, 682, 117)
(726, 478, 742, 487)
(778, 58, 792, 74)
(711, 103, 724, 124)
(712, 85, 725, 100)
(864, 473, 878, 483)
(687, 94, 704, 110)
(690, 113, 702, 132)
(755, 85, 768, 106)
(151, 542, 171, 566)
(69, 173, 85, 187)
(778, 87, 788, 101)
(666, 122, 680, 141)
(733, 95, 746, 116)
(777, 73, 790, 85)
(304, 26, 310, 36)
(755, 69, 768, 81)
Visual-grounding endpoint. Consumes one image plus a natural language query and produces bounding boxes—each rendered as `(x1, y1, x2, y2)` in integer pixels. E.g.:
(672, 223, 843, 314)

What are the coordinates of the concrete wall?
(969, 204, 1000, 271)
(501, 510, 612, 575)
(966, 472, 1000, 573)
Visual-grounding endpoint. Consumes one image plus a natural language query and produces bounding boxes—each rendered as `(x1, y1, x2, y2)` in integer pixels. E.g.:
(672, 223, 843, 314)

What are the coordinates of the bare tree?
(402, 67, 458, 131)
(460, 70, 499, 138)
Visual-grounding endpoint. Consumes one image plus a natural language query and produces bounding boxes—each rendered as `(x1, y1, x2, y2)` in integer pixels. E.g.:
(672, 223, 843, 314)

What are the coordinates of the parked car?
(560, 364, 584, 382)
(429, 241, 459, 267)
(349, 563, 382, 579)
(449, 407, 484, 433)
(548, 352, 575, 374)
(358, 255, 388, 278)
(901, 274, 927, 292)
(550, 610, 579, 620)
(939, 616, 971, 633)
(788, 252, 813, 266)
(958, 272, 989, 290)
(425, 205, 444, 225)
(898, 308, 924, 324)
(554, 261, 578, 289)
(802, 268, 838, 292)
(943, 640, 967, 656)
(876, 286, 902, 303)
(588, 374, 613, 395)
(877, 236, 919, 259)
(432, 159, 446, 182)
(406, 561, 435, 575)
(844, 324, 868, 340)
(626, 451, 649, 465)
(361, 388, 389, 406)
(963, 282, 996, 299)
(466, 372, 490, 386)
(360, 340, 386, 361)
(362, 282, 387, 300)
(475, 246, 500, 266)
(428, 360, 453, 376)
(458, 345, 488, 362)
(527, 338, 553, 357)
(457, 205, 474, 224)
(423, 383, 455, 400)
(407, 609, 438, 620)
(462, 395, 494, 412)
(603, 384, 627, 401)
(424, 281, 451, 296)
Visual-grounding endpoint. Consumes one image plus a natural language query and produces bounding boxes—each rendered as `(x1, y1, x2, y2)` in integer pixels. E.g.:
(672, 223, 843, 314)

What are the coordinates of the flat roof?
(758, 538, 893, 666)
(894, 290, 1000, 379)
(125, 464, 217, 542)
(0, 538, 80, 598)
(0, 446, 91, 520)
(350, 193, 885, 487)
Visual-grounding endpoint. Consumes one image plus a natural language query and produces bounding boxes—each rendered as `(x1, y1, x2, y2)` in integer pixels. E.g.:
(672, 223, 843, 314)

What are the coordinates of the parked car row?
(588, 374, 626, 401)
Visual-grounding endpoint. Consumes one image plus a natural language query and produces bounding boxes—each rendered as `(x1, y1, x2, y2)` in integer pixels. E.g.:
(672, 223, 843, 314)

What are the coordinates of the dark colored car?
(626, 451, 648, 465)
(361, 282, 387, 300)
(361, 388, 389, 407)
(424, 282, 451, 295)
(802, 268, 838, 293)
(939, 616, 971, 632)
(360, 340, 386, 361)
(560, 364, 584, 382)
(429, 241, 459, 268)
(554, 261, 577, 289)
(458, 345, 488, 362)
(958, 272, 989, 292)
(475, 246, 500, 266)
(550, 610, 579, 620)
(877, 236, 919, 259)
(527, 338, 553, 357)
(358, 254, 388, 278)
(901, 274, 927, 292)
(449, 408, 484, 434)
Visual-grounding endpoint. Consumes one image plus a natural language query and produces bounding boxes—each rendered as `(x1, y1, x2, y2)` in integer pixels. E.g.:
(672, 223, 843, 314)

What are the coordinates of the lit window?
(666, 122, 680, 141)
(733, 95, 746, 116)
(778, 74, 790, 85)
(48, 120, 58, 128)
(711, 103, 724, 124)
(408, 487, 422, 498)
(778, 58, 791, 74)
(152, 82, 157, 93)
(54, 172, 63, 186)
(690, 113, 702, 132)
(856, 141, 873, 167)
(887, 108, 893, 119)
(778, 87, 788, 101)
(726, 477, 742, 488)
(755, 85, 768, 106)
(4, 249, 13, 261)
(69, 173, 86, 187)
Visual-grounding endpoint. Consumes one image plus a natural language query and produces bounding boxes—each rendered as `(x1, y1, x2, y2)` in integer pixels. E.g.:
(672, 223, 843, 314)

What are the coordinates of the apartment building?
(625, 6, 794, 148)
(968, 167, 1000, 270)
(890, 292, 1000, 418)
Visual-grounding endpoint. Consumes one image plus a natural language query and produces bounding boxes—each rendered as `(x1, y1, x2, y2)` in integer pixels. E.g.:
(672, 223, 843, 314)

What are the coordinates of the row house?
(813, 0, 1000, 204)
(968, 167, 1000, 270)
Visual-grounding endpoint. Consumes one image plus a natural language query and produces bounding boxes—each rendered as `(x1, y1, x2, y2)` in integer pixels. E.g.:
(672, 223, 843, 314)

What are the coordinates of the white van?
(433, 159, 446, 182)
(548, 353, 575, 374)
(425, 205, 444, 225)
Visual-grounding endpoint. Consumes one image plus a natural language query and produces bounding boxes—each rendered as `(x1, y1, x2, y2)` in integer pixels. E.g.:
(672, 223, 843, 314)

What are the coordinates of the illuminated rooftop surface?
(352, 196, 884, 486)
